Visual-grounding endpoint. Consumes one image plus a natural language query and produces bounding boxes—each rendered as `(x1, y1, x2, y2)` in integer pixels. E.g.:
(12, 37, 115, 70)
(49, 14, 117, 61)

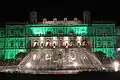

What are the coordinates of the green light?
(0, 23, 116, 60)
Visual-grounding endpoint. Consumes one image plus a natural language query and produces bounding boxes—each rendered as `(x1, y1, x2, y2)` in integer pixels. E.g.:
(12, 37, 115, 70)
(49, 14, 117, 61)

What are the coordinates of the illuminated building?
(115, 28, 120, 57)
(0, 10, 116, 60)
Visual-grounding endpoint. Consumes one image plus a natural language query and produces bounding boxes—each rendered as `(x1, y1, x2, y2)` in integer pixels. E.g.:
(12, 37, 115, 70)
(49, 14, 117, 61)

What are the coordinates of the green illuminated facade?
(0, 23, 116, 60)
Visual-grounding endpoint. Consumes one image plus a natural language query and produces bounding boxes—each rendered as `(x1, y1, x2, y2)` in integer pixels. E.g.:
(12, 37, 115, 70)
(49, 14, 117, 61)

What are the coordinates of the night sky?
(1, 0, 120, 25)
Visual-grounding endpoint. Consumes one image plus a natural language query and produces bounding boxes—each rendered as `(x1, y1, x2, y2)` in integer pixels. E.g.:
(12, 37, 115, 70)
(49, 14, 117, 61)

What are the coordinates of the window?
(98, 42, 101, 44)
(82, 33, 86, 36)
(11, 30, 14, 34)
(47, 31, 52, 35)
(11, 29, 15, 36)
(20, 28, 24, 34)
(1, 32, 4, 36)
(11, 41, 14, 47)
(58, 30, 63, 35)
(20, 41, 23, 47)
(108, 42, 110, 44)
(59, 30, 62, 33)
(69, 30, 74, 35)
(81, 29, 85, 31)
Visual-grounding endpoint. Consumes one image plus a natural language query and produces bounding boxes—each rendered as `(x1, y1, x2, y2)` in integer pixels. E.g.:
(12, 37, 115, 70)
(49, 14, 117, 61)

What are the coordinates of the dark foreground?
(0, 71, 120, 80)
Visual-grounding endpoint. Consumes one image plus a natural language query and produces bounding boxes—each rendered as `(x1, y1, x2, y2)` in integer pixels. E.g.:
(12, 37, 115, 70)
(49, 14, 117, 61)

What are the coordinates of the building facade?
(0, 11, 116, 60)
(115, 28, 120, 57)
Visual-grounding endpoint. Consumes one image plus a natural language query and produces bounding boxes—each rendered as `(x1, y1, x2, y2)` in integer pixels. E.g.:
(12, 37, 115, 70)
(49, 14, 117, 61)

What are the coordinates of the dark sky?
(1, 0, 120, 25)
